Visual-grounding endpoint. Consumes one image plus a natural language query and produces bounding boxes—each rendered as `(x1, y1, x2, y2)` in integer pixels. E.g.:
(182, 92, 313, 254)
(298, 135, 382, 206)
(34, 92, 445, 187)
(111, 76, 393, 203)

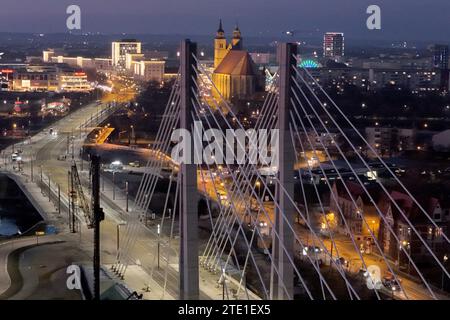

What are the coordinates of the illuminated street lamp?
(116, 221, 127, 256)
(157, 224, 161, 269)
(254, 180, 261, 209)
(442, 254, 448, 290)
(221, 268, 227, 300)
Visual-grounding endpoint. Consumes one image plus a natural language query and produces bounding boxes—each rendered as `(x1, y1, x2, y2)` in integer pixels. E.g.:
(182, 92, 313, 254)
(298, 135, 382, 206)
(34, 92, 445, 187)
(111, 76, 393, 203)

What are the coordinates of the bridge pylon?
(271, 42, 298, 300)
(179, 39, 200, 300)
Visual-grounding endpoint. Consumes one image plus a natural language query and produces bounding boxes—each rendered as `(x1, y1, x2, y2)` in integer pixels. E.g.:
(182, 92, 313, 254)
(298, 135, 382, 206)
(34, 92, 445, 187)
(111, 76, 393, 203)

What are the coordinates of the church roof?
(214, 50, 256, 76)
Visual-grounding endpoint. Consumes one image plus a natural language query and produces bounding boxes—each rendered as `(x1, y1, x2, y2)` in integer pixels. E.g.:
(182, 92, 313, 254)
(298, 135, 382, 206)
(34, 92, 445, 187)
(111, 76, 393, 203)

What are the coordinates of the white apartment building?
(112, 39, 142, 70)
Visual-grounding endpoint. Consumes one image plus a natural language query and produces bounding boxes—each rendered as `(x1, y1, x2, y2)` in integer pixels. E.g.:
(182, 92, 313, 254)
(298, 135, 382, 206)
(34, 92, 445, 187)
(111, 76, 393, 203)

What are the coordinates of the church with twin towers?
(212, 20, 261, 101)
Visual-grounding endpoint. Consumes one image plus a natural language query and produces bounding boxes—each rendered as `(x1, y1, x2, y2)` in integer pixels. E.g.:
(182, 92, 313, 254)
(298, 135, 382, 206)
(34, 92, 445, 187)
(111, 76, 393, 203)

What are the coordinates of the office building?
(433, 44, 449, 70)
(112, 39, 142, 70)
(323, 32, 344, 58)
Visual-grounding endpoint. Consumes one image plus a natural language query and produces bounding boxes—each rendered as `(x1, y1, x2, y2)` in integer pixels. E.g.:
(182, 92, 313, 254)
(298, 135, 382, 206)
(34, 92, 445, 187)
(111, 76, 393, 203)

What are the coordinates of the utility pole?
(179, 39, 199, 300)
(91, 155, 104, 301)
(270, 42, 297, 300)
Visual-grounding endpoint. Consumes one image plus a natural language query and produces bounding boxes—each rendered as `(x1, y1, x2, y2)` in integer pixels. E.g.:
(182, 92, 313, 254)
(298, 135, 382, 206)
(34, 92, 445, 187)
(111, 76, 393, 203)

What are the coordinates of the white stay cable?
(292, 67, 450, 290)
(290, 73, 439, 298)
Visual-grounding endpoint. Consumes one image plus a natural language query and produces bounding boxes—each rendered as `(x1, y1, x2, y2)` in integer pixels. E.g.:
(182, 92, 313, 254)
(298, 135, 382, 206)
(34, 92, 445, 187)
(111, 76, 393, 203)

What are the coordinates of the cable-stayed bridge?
(108, 40, 450, 300)
(2, 40, 448, 301)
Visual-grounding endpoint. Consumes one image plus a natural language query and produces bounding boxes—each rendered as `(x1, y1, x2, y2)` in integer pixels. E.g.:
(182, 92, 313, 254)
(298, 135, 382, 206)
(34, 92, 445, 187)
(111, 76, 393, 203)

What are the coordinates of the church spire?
(233, 22, 241, 39)
(216, 19, 225, 38)
(231, 21, 242, 49)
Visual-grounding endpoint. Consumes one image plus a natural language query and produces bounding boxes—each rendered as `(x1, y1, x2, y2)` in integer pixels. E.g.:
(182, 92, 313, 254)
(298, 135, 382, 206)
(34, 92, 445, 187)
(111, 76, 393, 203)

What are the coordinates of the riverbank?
(0, 174, 44, 237)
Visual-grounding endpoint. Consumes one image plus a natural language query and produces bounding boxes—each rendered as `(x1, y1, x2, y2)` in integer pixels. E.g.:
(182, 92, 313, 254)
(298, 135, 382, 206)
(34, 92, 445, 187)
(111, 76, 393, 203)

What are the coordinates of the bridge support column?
(179, 39, 199, 300)
(271, 42, 297, 300)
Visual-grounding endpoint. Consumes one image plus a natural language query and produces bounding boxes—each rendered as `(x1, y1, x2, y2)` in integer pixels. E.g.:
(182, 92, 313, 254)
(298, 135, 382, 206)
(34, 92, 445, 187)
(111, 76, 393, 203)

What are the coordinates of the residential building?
(365, 127, 416, 156)
(378, 191, 450, 267)
(330, 181, 381, 242)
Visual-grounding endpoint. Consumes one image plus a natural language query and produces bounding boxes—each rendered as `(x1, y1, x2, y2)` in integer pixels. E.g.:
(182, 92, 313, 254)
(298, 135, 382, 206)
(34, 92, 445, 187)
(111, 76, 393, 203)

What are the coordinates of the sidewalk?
(0, 235, 62, 297)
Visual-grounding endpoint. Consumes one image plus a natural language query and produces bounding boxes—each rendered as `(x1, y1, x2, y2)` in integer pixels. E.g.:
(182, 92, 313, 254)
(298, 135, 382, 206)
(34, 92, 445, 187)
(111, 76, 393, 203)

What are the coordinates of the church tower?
(214, 19, 228, 69)
(231, 24, 242, 49)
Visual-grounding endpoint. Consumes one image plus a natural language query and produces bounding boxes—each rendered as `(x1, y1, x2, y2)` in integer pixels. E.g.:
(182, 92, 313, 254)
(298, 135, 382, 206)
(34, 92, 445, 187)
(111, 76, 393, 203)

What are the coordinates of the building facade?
(10, 65, 91, 92)
(112, 39, 142, 70)
(365, 127, 416, 156)
(211, 21, 258, 101)
(132, 60, 165, 82)
(323, 32, 345, 58)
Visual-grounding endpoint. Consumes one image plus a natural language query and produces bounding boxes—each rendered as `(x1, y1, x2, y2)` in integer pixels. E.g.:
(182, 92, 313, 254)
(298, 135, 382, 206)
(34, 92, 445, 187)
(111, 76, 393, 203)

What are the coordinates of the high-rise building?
(112, 39, 142, 70)
(323, 32, 344, 58)
(433, 44, 449, 91)
(433, 44, 449, 70)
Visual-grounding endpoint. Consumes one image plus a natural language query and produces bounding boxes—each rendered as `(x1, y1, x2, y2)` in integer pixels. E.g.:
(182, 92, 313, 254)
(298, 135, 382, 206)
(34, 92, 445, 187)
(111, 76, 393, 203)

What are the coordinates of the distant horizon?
(0, 31, 448, 49)
(1, 0, 449, 44)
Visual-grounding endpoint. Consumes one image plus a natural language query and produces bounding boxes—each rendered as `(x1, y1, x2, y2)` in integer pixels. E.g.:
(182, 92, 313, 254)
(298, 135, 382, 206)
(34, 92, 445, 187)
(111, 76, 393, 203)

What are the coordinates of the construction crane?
(70, 161, 94, 228)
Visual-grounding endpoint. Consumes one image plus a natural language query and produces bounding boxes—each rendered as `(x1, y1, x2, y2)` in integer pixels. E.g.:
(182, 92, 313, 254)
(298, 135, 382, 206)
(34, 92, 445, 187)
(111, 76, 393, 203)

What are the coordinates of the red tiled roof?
(214, 50, 256, 76)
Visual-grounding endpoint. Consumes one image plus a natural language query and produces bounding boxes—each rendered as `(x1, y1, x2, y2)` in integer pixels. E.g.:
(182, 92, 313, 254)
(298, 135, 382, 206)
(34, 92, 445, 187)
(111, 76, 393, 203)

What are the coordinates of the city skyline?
(1, 0, 450, 305)
(0, 0, 449, 42)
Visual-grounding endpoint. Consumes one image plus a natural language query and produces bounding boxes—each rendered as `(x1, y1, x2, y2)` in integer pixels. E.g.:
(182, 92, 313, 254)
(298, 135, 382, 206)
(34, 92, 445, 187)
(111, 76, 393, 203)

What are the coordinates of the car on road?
(301, 246, 324, 265)
(11, 153, 18, 161)
(129, 161, 140, 167)
(109, 160, 123, 171)
(382, 275, 402, 291)
(335, 257, 348, 267)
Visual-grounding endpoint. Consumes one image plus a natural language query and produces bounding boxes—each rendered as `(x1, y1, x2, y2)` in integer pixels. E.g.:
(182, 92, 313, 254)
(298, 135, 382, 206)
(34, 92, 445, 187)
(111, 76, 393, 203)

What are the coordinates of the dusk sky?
(1, 0, 449, 41)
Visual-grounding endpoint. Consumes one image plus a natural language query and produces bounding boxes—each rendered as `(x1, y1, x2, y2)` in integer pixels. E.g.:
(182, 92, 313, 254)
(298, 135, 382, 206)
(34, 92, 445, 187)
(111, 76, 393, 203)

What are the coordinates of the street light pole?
(30, 156, 33, 182)
(71, 129, 74, 159)
(442, 254, 448, 290)
(40, 165, 43, 192)
(125, 181, 129, 212)
(68, 170, 71, 230)
(48, 175, 51, 201)
(117, 224, 120, 254)
(222, 268, 226, 300)
(58, 184, 61, 214)
(157, 224, 161, 269)
(112, 171, 116, 200)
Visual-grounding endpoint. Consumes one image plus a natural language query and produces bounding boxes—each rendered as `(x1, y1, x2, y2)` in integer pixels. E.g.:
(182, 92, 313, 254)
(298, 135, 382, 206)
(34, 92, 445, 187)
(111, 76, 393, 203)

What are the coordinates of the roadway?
(197, 164, 448, 300)
(1, 101, 249, 300)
